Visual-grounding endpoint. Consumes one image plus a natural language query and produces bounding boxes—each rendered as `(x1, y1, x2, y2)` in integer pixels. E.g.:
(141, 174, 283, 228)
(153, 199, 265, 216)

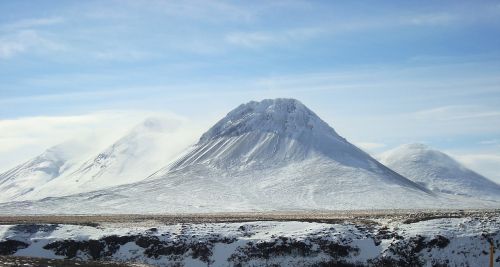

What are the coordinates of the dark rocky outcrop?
(0, 240, 30, 255)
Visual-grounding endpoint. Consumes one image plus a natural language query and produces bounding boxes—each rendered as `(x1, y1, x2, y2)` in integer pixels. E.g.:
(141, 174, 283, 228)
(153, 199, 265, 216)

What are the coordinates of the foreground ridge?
(0, 210, 498, 266)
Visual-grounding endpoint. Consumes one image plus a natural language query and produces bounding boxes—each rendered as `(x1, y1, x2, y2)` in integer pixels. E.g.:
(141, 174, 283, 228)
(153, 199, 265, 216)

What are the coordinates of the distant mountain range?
(0, 98, 498, 214)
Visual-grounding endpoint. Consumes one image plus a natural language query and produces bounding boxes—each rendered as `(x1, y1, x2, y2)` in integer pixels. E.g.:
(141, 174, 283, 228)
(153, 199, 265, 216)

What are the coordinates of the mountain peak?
(164, 98, 428, 200)
(399, 143, 430, 150)
(381, 143, 461, 169)
(199, 98, 340, 143)
(381, 143, 500, 199)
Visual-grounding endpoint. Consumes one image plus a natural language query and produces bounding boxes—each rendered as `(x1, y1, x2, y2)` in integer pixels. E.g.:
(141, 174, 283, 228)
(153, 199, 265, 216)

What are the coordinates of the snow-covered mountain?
(0, 141, 92, 203)
(151, 99, 431, 193)
(0, 98, 456, 214)
(23, 117, 193, 200)
(380, 143, 500, 201)
(0, 117, 194, 203)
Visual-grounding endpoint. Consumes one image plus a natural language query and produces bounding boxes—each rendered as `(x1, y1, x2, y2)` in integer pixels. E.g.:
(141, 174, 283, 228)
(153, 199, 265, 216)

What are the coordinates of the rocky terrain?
(0, 255, 151, 267)
(0, 210, 498, 266)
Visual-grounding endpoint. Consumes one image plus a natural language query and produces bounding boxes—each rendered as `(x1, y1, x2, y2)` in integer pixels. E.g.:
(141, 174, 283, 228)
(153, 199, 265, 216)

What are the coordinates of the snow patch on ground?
(1, 213, 499, 266)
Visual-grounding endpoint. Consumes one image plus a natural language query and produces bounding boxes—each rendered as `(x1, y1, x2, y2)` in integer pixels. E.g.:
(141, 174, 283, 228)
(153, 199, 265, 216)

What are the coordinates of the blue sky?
(1, 0, 500, 181)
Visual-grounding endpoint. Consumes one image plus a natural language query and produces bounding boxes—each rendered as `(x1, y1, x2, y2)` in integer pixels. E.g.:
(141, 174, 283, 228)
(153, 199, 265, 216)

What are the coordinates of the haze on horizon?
(1, 0, 500, 183)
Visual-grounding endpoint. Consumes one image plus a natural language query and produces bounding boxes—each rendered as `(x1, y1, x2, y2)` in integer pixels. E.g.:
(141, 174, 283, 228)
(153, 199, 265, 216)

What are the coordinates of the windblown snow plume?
(0, 116, 198, 203)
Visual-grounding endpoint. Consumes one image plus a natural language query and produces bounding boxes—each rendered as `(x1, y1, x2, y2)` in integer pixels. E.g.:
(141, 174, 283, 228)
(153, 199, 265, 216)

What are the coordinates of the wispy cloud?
(0, 38, 24, 58)
(1, 17, 64, 30)
(479, 139, 500, 146)
(91, 50, 156, 61)
(0, 16, 65, 58)
(451, 152, 500, 183)
(0, 30, 65, 59)
(226, 27, 324, 48)
(414, 105, 500, 121)
(403, 13, 457, 26)
(0, 111, 203, 172)
(121, 0, 257, 23)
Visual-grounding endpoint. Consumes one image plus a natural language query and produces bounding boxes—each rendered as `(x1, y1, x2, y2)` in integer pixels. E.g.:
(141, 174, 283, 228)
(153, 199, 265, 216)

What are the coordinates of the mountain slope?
(0, 98, 457, 214)
(0, 142, 90, 203)
(380, 143, 500, 200)
(24, 117, 190, 199)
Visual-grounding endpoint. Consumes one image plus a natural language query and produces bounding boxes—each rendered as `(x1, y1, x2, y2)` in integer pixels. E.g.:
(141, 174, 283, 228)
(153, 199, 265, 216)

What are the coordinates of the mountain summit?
(200, 98, 341, 142)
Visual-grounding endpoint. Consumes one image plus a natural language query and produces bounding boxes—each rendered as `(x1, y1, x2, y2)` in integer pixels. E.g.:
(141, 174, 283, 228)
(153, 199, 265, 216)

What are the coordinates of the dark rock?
(0, 240, 29, 255)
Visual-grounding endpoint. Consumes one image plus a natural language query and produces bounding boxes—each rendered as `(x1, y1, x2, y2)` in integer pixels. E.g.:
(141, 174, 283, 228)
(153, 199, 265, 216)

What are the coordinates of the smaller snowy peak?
(81, 116, 183, 173)
(11, 146, 68, 178)
(0, 141, 86, 183)
(65, 118, 173, 182)
(380, 143, 500, 199)
(28, 116, 191, 198)
(0, 144, 78, 202)
(381, 143, 463, 170)
(199, 98, 341, 143)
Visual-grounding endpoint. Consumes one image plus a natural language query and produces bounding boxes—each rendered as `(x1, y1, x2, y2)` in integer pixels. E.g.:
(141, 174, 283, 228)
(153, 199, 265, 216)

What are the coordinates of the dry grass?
(0, 209, 498, 226)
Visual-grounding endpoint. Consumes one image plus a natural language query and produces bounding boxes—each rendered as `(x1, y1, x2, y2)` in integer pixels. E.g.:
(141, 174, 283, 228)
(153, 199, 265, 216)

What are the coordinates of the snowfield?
(0, 157, 498, 215)
(0, 210, 499, 266)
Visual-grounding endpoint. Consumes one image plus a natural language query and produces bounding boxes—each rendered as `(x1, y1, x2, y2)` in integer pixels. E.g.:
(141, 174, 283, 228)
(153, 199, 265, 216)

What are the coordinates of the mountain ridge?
(0, 99, 497, 213)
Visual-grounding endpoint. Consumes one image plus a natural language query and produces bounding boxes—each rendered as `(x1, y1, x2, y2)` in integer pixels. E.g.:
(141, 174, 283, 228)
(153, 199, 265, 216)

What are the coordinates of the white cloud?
(404, 13, 456, 26)
(0, 111, 203, 172)
(0, 16, 66, 58)
(479, 139, 500, 146)
(226, 32, 277, 48)
(1, 17, 64, 30)
(226, 27, 324, 48)
(414, 105, 500, 121)
(452, 153, 500, 184)
(0, 40, 25, 58)
(92, 50, 155, 61)
(0, 30, 65, 59)
(120, 0, 257, 23)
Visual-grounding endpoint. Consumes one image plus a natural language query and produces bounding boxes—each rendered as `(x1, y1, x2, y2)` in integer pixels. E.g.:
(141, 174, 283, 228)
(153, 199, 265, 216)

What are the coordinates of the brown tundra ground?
(0, 209, 498, 227)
